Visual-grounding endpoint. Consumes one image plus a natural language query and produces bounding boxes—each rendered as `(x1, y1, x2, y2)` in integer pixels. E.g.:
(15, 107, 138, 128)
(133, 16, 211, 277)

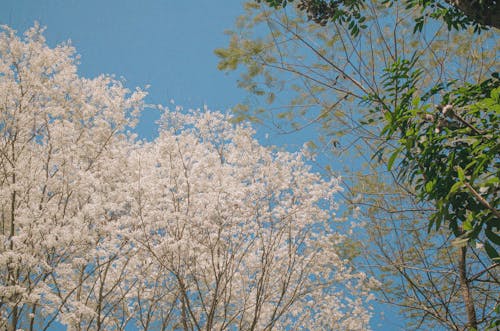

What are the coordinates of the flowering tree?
(0, 23, 146, 331)
(0, 25, 375, 330)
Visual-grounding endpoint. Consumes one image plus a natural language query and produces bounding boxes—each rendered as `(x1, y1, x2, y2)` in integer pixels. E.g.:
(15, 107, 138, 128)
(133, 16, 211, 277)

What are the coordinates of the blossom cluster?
(0, 25, 374, 330)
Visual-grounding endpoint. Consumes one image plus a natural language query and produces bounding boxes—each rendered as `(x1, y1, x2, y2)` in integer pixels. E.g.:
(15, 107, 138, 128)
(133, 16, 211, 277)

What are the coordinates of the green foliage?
(257, 0, 371, 36)
(372, 62, 500, 260)
(256, 0, 492, 35)
(405, 0, 491, 32)
(216, 0, 499, 328)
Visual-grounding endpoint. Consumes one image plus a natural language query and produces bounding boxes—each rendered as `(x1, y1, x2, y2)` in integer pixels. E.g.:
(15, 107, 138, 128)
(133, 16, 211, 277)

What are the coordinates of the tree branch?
(463, 182, 500, 219)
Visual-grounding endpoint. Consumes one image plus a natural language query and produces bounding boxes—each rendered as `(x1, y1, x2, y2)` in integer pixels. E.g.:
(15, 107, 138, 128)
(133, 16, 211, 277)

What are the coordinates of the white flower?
(0, 24, 374, 331)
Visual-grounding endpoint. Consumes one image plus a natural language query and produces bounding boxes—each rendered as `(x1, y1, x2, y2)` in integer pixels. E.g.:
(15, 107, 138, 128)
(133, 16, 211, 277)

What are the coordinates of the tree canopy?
(216, 0, 499, 329)
(0, 25, 375, 331)
(257, 0, 500, 30)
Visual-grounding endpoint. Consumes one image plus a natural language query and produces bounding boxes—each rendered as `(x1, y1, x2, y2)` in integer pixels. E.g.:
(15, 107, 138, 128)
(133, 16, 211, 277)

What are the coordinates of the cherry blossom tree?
(0, 25, 375, 331)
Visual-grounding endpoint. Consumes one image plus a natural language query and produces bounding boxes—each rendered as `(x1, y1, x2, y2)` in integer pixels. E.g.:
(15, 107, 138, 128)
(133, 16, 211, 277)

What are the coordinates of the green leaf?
(485, 241, 500, 260)
(425, 180, 435, 193)
(456, 166, 465, 181)
(449, 181, 463, 194)
(486, 227, 500, 245)
(411, 96, 421, 107)
(463, 217, 473, 231)
(387, 148, 401, 171)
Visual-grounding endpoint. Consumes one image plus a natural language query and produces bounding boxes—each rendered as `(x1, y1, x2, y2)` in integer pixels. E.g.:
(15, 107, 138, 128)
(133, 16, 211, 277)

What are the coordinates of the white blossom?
(0, 25, 375, 331)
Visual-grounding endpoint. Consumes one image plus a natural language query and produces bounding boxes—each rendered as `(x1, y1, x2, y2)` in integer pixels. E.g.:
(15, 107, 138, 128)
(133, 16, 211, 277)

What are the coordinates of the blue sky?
(1, 0, 248, 140)
(0, 0, 403, 329)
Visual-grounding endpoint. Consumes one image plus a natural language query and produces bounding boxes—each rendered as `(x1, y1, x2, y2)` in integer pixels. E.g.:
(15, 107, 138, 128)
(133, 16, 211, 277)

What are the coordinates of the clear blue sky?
(1, 0, 248, 140)
(0, 1, 403, 329)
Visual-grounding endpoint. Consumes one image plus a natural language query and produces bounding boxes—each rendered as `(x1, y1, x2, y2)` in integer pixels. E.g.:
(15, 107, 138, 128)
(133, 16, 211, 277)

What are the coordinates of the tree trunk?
(458, 245, 478, 330)
(9, 164, 18, 331)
